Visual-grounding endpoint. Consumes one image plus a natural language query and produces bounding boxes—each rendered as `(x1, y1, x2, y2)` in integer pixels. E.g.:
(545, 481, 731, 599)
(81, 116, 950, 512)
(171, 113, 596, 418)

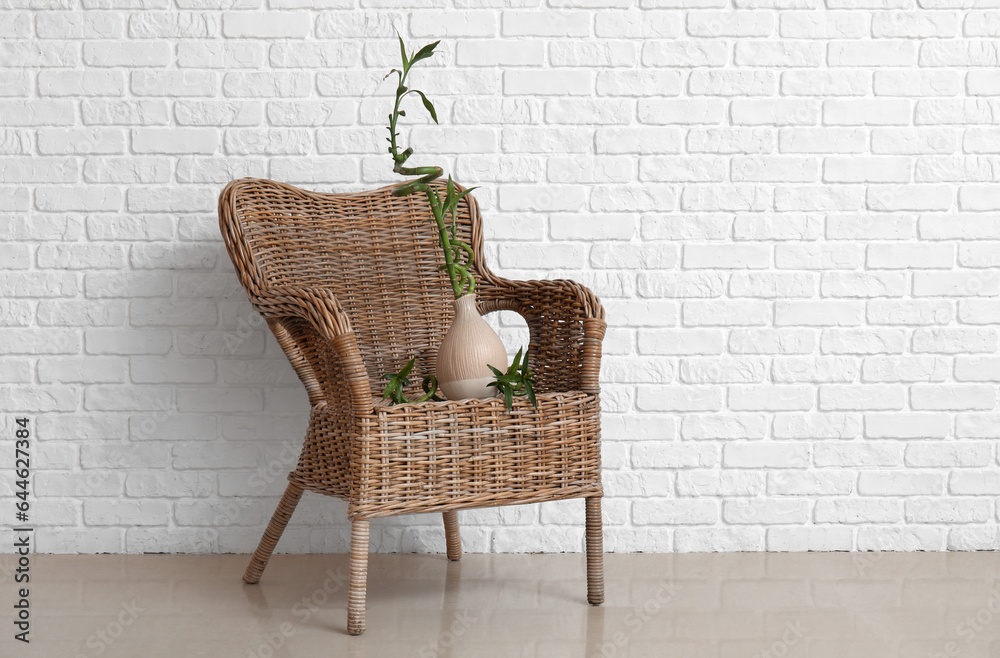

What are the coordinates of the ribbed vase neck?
(452, 293, 477, 317)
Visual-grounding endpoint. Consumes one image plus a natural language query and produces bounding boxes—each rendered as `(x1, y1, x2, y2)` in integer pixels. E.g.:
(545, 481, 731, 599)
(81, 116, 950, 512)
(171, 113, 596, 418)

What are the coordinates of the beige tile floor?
(3, 551, 1000, 657)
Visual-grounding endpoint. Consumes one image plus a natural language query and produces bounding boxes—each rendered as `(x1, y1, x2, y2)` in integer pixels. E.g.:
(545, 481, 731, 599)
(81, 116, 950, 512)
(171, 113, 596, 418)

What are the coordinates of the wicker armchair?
(218, 177, 606, 635)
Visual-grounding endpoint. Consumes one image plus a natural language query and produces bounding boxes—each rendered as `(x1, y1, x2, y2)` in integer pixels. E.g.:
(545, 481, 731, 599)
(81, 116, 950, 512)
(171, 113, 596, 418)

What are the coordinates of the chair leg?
(586, 497, 604, 606)
(347, 520, 370, 636)
(442, 510, 462, 561)
(243, 482, 304, 585)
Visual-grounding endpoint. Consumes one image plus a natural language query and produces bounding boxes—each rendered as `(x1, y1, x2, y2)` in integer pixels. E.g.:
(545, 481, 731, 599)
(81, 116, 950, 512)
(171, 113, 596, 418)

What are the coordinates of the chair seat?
(291, 391, 603, 520)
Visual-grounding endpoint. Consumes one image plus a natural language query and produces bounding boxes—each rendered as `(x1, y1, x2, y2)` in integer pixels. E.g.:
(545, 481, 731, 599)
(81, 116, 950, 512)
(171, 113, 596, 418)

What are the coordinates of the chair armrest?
(250, 285, 354, 339)
(475, 276, 606, 394)
(251, 285, 373, 415)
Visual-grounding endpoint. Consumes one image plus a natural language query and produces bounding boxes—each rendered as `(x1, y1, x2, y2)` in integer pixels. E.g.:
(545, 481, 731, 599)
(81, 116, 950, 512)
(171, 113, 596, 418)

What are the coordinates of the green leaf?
(455, 186, 478, 202)
(525, 381, 537, 408)
(511, 347, 522, 372)
(488, 364, 504, 377)
(503, 387, 513, 410)
(398, 36, 408, 70)
(414, 90, 438, 124)
(411, 40, 440, 65)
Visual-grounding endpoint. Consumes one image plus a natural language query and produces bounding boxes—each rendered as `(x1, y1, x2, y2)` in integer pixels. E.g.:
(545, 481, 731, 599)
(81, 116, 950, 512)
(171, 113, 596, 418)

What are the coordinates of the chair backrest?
(219, 178, 484, 383)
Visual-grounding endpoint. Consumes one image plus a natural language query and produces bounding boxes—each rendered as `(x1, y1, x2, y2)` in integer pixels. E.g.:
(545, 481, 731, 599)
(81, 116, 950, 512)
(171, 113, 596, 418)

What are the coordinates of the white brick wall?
(3, 1, 1000, 555)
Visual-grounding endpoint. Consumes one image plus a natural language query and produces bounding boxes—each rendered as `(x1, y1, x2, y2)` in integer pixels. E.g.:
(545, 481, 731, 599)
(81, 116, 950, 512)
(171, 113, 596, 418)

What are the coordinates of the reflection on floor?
(3, 552, 1000, 657)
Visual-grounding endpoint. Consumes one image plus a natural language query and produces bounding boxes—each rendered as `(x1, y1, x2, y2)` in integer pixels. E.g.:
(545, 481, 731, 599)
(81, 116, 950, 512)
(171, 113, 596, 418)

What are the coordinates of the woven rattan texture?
(218, 177, 607, 519)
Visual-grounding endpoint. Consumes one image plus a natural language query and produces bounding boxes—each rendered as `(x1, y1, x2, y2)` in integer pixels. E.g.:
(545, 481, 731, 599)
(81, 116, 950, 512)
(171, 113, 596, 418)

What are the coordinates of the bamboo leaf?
(414, 90, 438, 124)
(398, 36, 408, 70)
(455, 187, 478, 203)
(411, 40, 440, 65)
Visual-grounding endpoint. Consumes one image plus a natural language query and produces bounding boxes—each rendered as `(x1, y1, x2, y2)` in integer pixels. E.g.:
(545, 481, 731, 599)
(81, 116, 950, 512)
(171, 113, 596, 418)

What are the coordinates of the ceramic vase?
(436, 293, 508, 400)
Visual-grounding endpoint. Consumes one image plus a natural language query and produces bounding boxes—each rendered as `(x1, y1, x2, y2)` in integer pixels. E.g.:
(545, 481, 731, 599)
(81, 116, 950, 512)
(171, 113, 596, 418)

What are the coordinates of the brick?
(814, 443, 903, 468)
(729, 328, 816, 354)
(858, 471, 944, 496)
(815, 498, 900, 524)
(862, 355, 951, 382)
(457, 40, 544, 67)
(675, 528, 764, 552)
(866, 243, 954, 269)
(724, 442, 811, 468)
(731, 272, 815, 298)
(772, 356, 859, 383)
(830, 40, 916, 66)
(598, 70, 682, 97)
(39, 70, 124, 97)
(643, 40, 729, 67)
(223, 72, 311, 98)
(681, 413, 768, 439)
(873, 12, 958, 37)
(824, 99, 911, 126)
(129, 11, 219, 38)
(865, 412, 951, 438)
(872, 128, 958, 155)
(177, 42, 265, 69)
(821, 328, 907, 354)
(874, 71, 961, 97)
(767, 527, 853, 551)
(82, 100, 170, 126)
(779, 127, 865, 154)
(684, 244, 769, 269)
(724, 499, 810, 524)
(825, 157, 911, 183)
(820, 385, 905, 411)
(779, 12, 867, 38)
(908, 443, 991, 468)
(638, 328, 725, 355)
(775, 300, 861, 326)
(633, 499, 717, 525)
(679, 470, 764, 496)
(38, 128, 125, 155)
(913, 272, 1000, 297)
(731, 99, 819, 126)
(911, 384, 996, 410)
(37, 300, 126, 327)
(133, 128, 220, 155)
(735, 42, 824, 67)
(176, 101, 262, 127)
(84, 42, 170, 67)
(222, 12, 309, 38)
(504, 70, 592, 96)
(550, 41, 638, 67)
(772, 413, 861, 439)
(782, 71, 868, 96)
